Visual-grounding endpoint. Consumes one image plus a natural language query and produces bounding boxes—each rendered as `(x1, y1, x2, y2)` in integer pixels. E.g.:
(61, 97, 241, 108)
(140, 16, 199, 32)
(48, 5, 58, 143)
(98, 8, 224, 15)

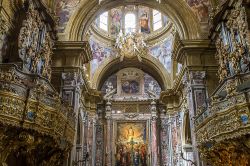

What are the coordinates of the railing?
(194, 76, 250, 144)
(0, 64, 76, 144)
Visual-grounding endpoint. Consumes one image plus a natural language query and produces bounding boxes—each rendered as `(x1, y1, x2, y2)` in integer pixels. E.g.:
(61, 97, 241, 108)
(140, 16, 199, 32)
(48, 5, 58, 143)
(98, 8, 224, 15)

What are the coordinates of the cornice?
(54, 41, 92, 64)
(173, 39, 215, 63)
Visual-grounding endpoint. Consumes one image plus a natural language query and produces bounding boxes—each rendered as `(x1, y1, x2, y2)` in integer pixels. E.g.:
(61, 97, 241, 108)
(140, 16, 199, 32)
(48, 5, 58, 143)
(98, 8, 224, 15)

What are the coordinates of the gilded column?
(150, 101, 158, 166)
(105, 101, 112, 166)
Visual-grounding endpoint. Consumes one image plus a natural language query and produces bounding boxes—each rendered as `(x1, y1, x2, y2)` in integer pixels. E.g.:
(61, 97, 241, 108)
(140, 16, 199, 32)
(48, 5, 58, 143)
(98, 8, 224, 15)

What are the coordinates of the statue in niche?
(105, 81, 114, 94)
(149, 80, 155, 92)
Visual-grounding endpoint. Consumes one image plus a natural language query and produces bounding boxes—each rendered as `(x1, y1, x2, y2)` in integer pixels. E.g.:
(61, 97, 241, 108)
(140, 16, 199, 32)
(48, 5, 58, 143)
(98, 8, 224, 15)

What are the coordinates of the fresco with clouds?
(149, 36, 174, 72)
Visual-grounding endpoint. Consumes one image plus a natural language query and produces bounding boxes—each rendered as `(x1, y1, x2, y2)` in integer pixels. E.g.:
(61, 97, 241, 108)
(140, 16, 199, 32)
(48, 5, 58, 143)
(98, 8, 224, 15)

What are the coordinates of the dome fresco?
(89, 33, 175, 75)
(54, 0, 210, 34)
(89, 5, 176, 76)
(94, 5, 169, 36)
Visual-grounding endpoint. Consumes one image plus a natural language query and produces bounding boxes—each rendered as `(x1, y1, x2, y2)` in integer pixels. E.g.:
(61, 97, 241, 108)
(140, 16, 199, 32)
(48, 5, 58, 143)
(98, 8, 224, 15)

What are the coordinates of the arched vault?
(92, 55, 172, 91)
(63, 0, 203, 41)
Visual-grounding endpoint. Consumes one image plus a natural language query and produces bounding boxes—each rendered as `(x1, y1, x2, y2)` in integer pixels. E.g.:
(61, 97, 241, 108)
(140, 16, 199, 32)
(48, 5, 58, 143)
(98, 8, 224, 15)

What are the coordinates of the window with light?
(153, 10, 162, 31)
(100, 12, 108, 31)
(125, 13, 136, 33)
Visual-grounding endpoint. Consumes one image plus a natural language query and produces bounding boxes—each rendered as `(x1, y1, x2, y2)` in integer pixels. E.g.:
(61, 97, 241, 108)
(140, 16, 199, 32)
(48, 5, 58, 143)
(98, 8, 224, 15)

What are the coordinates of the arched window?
(153, 10, 162, 31)
(125, 13, 136, 34)
(100, 12, 108, 31)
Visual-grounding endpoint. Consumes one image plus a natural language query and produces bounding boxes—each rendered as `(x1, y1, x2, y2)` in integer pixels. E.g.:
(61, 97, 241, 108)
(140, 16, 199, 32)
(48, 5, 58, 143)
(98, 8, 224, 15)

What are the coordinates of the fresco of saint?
(139, 7, 150, 34)
(56, 0, 81, 32)
(110, 8, 122, 35)
(150, 36, 173, 72)
(186, 0, 210, 22)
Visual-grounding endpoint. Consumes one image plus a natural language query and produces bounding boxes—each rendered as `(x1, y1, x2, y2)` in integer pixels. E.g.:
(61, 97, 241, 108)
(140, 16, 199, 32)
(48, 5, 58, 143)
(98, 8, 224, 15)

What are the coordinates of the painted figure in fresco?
(140, 10, 150, 34)
(133, 148, 140, 166)
(111, 9, 122, 35)
(130, 80, 139, 94)
(122, 80, 139, 94)
(187, 0, 210, 22)
(56, 0, 80, 29)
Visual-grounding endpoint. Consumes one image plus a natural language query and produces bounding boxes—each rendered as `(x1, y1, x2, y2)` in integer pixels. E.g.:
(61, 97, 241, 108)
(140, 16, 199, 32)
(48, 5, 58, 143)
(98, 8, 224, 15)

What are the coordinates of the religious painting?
(121, 80, 140, 94)
(116, 122, 147, 166)
(186, 0, 210, 22)
(144, 74, 161, 97)
(194, 89, 206, 111)
(110, 7, 123, 36)
(150, 36, 173, 72)
(89, 37, 116, 75)
(56, 0, 81, 32)
(139, 6, 150, 34)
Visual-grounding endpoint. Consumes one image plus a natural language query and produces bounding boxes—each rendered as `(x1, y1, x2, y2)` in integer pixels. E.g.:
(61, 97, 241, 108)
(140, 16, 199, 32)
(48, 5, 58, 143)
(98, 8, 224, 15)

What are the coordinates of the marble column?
(150, 101, 158, 166)
(159, 110, 170, 166)
(95, 109, 104, 166)
(82, 112, 88, 166)
(185, 71, 207, 166)
(86, 114, 96, 166)
(105, 101, 112, 166)
(61, 72, 82, 165)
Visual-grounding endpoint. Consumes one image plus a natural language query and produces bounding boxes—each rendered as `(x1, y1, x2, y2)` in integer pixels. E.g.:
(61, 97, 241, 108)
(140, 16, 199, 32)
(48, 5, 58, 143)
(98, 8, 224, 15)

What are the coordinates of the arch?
(63, 0, 202, 41)
(91, 55, 172, 91)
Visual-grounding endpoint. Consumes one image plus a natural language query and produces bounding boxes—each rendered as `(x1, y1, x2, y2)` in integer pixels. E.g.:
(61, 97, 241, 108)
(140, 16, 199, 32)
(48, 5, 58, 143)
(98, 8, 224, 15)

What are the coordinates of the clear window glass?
(153, 10, 162, 31)
(100, 12, 108, 31)
(125, 13, 136, 34)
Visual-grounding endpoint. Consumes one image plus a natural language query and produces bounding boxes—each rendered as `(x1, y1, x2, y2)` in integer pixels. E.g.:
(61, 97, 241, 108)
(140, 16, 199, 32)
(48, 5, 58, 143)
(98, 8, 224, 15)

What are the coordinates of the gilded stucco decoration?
(18, 3, 53, 80)
(0, 64, 76, 165)
(115, 32, 147, 62)
(215, 1, 250, 82)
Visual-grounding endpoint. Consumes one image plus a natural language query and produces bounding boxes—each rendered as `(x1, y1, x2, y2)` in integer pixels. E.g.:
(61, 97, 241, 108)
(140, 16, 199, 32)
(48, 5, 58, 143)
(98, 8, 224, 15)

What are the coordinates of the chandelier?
(98, 0, 161, 4)
(115, 31, 148, 62)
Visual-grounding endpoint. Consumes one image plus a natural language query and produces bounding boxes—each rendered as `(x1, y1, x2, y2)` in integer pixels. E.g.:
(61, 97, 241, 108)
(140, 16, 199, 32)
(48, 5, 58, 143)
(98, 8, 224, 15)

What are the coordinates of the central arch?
(91, 55, 172, 91)
(65, 0, 202, 41)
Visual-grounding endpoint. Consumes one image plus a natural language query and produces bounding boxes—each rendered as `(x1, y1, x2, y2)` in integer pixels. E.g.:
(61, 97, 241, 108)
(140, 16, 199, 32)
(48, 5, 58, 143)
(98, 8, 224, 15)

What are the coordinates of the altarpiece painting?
(116, 122, 148, 166)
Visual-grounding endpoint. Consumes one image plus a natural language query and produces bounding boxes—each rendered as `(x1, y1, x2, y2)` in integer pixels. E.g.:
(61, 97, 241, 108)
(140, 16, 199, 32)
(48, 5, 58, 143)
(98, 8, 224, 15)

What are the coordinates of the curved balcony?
(0, 64, 76, 145)
(195, 75, 250, 145)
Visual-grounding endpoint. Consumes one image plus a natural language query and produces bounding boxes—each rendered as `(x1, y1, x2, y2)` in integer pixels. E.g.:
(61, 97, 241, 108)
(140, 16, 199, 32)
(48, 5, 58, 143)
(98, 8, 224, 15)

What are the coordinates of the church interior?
(0, 0, 250, 165)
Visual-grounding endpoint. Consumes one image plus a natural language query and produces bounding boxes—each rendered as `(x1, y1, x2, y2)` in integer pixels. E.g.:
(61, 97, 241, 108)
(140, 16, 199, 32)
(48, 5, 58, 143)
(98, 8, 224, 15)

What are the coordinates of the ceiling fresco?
(54, 0, 210, 34)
